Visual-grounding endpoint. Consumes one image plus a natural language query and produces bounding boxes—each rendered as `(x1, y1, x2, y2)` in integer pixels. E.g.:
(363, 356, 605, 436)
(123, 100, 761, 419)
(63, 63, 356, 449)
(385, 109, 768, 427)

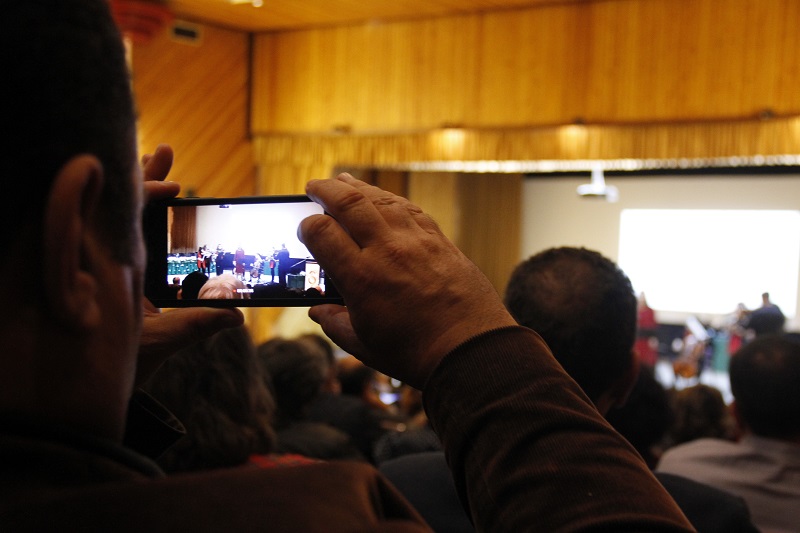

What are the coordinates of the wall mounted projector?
(577, 165, 618, 202)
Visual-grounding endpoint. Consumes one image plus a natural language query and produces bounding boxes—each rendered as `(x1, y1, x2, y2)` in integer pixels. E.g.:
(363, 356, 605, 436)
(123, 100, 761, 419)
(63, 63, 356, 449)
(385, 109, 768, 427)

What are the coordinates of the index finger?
(305, 175, 392, 248)
(332, 174, 442, 237)
(142, 144, 174, 183)
(142, 144, 180, 203)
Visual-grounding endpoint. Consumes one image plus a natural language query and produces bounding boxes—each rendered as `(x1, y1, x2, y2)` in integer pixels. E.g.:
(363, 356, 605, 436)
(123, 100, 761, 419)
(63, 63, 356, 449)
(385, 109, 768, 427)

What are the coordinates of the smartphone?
(143, 195, 343, 307)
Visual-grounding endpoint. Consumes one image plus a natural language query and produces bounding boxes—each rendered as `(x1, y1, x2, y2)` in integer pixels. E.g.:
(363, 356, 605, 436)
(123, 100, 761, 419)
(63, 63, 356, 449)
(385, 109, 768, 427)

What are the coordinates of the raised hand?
(299, 173, 516, 389)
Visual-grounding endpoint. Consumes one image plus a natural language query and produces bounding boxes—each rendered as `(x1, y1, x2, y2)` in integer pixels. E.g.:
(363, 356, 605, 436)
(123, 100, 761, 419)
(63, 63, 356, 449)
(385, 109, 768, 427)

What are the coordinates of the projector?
(577, 166, 618, 202)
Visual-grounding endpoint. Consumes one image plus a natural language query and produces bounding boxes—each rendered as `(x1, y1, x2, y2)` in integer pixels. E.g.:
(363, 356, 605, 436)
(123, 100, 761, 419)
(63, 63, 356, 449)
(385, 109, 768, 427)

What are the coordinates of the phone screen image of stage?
(165, 200, 330, 301)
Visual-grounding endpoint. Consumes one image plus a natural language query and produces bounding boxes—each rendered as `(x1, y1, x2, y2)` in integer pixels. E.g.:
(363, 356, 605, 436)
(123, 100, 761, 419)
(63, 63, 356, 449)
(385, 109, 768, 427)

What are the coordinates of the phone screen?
(143, 195, 343, 307)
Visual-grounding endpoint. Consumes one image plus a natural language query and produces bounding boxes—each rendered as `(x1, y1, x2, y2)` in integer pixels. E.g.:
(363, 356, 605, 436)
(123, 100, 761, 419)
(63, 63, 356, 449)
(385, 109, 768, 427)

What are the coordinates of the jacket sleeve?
(123, 390, 186, 460)
(423, 326, 694, 532)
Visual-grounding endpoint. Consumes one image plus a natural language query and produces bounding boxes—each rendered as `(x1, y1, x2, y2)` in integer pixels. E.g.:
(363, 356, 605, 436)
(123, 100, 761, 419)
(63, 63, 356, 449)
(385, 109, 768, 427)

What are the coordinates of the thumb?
(308, 305, 368, 358)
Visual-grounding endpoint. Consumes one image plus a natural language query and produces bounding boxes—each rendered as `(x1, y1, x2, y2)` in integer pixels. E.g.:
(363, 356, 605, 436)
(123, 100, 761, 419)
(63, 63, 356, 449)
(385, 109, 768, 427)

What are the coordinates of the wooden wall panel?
(406, 172, 521, 293)
(456, 173, 522, 295)
(253, 16, 483, 132)
(252, 0, 800, 133)
(132, 24, 255, 197)
(408, 172, 460, 243)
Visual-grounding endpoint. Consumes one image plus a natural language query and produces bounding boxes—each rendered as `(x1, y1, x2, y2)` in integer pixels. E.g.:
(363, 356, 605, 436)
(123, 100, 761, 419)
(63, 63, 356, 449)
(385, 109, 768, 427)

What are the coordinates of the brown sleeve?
(0, 462, 433, 532)
(424, 326, 694, 532)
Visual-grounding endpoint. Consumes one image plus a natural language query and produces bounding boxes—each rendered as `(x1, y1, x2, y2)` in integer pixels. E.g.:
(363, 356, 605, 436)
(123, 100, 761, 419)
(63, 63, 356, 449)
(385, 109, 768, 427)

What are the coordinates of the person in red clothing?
(635, 291, 660, 367)
(234, 245, 246, 280)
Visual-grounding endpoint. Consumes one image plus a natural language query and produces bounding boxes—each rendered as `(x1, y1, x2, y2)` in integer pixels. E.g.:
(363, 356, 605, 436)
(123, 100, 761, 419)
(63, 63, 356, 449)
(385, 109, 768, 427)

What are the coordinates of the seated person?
(658, 333, 800, 533)
(605, 367, 675, 470)
(307, 348, 393, 465)
(141, 325, 284, 472)
(179, 270, 208, 300)
(257, 338, 366, 461)
(666, 383, 737, 447)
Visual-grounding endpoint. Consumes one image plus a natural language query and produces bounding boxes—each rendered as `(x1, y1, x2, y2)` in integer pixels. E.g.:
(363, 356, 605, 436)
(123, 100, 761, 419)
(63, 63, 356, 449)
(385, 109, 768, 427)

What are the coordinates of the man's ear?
(42, 155, 104, 329)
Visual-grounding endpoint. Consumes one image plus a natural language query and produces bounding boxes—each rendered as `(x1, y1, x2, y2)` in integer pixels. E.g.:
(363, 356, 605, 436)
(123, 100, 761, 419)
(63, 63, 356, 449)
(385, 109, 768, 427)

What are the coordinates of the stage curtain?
(169, 205, 197, 253)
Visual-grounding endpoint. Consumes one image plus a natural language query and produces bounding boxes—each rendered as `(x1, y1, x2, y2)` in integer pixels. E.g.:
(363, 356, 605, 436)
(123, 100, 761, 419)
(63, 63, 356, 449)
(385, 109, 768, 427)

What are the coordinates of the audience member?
(336, 354, 403, 429)
(666, 383, 737, 448)
(605, 367, 675, 470)
(296, 333, 341, 393)
(372, 385, 442, 465)
(658, 334, 800, 532)
(179, 270, 209, 300)
(168, 276, 182, 298)
(0, 4, 698, 528)
(380, 246, 756, 532)
(337, 355, 397, 416)
(141, 326, 278, 472)
(307, 351, 392, 464)
(257, 338, 366, 461)
(743, 292, 786, 338)
(198, 273, 248, 300)
(379, 451, 475, 533)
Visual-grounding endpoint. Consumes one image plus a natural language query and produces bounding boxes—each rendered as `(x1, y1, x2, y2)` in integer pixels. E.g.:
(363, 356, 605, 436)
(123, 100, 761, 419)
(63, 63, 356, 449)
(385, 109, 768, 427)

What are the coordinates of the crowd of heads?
(159, 245, 800, 472)
(504, 246, 800, 469)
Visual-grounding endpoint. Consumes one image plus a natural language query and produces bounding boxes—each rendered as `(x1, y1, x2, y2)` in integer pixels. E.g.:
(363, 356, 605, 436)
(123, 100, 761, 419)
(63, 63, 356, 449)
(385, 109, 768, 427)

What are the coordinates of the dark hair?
(729, 334, 800, 440)
(142, 326, 277, 472)
(667, 384, 735, 445)
(605, 368, 674, 469)
(504, 247, 637, 402)
(181, 271, 209, 300)
(2, 0, 138, 263)
(338, 359, 377, 397)
(297, 333, 336, 367)
(257, 338, 329, 426)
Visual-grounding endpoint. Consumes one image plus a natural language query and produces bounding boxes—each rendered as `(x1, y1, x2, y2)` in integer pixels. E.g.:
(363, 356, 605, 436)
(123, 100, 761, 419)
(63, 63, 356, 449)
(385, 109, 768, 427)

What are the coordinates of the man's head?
(180, 271, 209, 300)
(257, 338, 329, 425)
(504, 247, 638, 412)
(0, 0, 143, 440)
(729, 334, 800, 441)
(143, 325, 277, 472)
(2, 1, 139, 263)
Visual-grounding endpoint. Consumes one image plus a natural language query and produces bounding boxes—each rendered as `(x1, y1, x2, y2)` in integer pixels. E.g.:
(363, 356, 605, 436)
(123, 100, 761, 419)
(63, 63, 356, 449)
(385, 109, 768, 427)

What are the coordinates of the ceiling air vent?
(171, 20, 202, 45)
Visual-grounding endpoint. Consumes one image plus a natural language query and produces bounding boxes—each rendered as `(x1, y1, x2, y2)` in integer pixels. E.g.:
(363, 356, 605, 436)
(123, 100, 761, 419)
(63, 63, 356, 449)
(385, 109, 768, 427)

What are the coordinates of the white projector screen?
(618, 209, 800, 317)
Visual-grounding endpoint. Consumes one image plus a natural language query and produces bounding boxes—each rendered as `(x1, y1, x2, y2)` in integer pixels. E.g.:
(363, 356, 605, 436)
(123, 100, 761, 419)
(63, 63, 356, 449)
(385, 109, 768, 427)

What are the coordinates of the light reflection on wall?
(429, 127, 467, 160)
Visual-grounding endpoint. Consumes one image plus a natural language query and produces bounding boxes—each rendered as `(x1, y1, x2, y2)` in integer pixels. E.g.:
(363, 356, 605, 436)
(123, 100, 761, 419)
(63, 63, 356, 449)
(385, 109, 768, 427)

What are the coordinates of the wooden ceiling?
(165, 0, 588, 32)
